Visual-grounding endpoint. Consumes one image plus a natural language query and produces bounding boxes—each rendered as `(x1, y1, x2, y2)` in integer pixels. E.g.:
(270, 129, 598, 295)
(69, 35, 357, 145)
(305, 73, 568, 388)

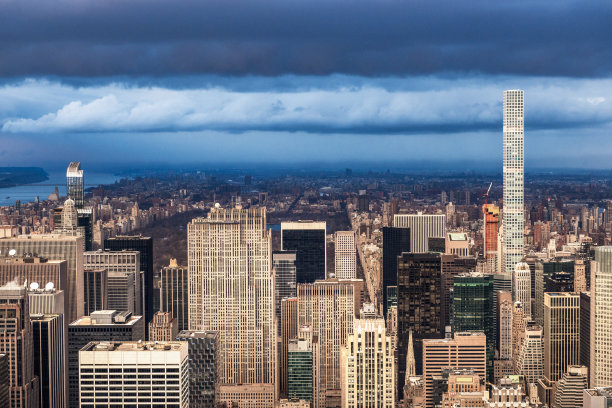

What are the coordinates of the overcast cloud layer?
(1, 76, 611, 135)
(1, 0, 612, 77)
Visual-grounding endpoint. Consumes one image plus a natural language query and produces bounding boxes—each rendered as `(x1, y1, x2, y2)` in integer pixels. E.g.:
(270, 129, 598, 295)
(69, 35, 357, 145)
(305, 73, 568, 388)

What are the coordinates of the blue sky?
(1, 0, 611, 169)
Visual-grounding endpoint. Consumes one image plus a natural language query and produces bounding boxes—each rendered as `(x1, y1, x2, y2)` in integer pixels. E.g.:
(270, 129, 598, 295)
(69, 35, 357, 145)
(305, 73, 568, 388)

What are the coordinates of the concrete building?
(335, 231, 356, 279)
(281, 221, 327, 283)
(552, 365, 588, 408)
(83, 269, 107, 316)
(340, 313, 395, 408)
(583, 387, 612, 407)
(188, 207, 276, 386)
(498, 291, 513, 360)
(148, 311, 178, 341)
(176, 330, 219, 408)
(445, 232, 469, 257)
(298, 279, 356, 408)
(502, 89, 525, 275)
(31, 313, 65, 408)
(483, 204, 500, 275)
(592, 246, 612, 387)
(68, 310, 145, 404)
(513, 262, 532, 320)
(440, 370, 485, 408)
(580, 291, 591, 382)
(544, 293, 580, 383)
(160, 259, 188, 332)
(422, 332, 487, 408)
(393, 213, 446, 253)
(0, 232, 84, 324)
(0, 353, 8, 407)
(78, 341, 189, 408)
(0, 282, 39, 408)
(84, 250, 142, 315)
(274, 251, 298, 327)
(516, 326, 544, 384)
(217, 383, 276, 408)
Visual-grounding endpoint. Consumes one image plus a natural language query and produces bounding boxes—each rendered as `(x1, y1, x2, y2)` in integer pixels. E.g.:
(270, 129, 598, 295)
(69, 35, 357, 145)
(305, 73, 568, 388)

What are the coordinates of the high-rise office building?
(440, 254, 477, 330)
(274, 251, 298, 326)
(0, 282, 39, 408)
(68, 310, 145, 404)
(516, 325, 544, 384)
(176, 330, 219, 408)
(397, 252, 443, 389)
(160, 259, 188, 332)
(381, 227, 410, 315)
(543, 293, 580, 383)
(66, 162, 84, 208)
(584, 387, 612, 407)
(393, 213, 446, 253)
(149, 311, 178, 341)
(108, 271, 137, 313)
(281, 221, 327, 283)
(334, 231, 356, 279)
(497, 291, 513, 360)
(217, 384, 276, 408)
(0, 353, 8, 407)
(440, 369, 485, 407)
(534, 258, 574, 326)
(422, 332, 487, 408)
(188, 207, 276, 386)
(288, 338, 314, 402)
(575, 259, 587, 292)
(0, 235, 84, 323)
(483, 204, 500, 274)
(79, 341, 189, 408)
(513, 262, 532, 320)
(580, 291, 591, 380)
(31, 313, 64, 408)
(553, 365, 588, 408)
(340, 312, 395, 408)
(104, 236, 153, 327)
(280, 297, 299, 398)
(298, 279, 355, 408)
(83, 269, 107, 315)
(452, 272, 495, 380)
(592, 246, 612, 387)
(502, 89, 525, 275)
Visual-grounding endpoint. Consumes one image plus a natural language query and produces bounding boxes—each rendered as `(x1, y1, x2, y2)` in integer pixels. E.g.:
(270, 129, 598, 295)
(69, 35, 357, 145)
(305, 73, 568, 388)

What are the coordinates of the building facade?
(160, 259, 188, 332)
(502, 89, 525, 275)
(334, 231, 356, 279)
(592, 246, 612, 387)
(176, 330, 219, 408)
(393, 213, 446, 253)
(31, 313, 64, 408)
(149, 311, 178, 341)
(281, 221, 327, 283)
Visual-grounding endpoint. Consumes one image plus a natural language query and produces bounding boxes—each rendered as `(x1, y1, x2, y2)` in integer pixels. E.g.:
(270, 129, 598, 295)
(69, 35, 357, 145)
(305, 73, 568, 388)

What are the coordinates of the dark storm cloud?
(1, 0, 611, 77)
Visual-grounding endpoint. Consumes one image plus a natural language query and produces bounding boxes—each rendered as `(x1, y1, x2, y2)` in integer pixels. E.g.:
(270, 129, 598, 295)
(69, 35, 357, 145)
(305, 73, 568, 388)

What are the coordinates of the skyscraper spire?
(406, 329, 416, 381)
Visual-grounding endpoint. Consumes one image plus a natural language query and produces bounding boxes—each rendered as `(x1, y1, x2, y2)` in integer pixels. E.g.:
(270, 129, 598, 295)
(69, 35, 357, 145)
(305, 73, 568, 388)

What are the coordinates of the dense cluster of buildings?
(1, 90, 612, 408)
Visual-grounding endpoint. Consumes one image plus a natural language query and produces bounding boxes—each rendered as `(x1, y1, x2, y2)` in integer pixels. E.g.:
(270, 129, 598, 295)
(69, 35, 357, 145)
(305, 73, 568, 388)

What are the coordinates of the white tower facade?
(593, 246, 612, 387)
(187, 206, 276, 386)
(334, 231, 356, 279)
(502, 90, 525, 275)
(513, 262, 532, 320)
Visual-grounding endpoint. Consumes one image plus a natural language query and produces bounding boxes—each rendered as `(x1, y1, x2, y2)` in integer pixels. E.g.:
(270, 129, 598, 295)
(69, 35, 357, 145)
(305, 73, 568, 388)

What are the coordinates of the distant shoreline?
(0, 167, 48, 189)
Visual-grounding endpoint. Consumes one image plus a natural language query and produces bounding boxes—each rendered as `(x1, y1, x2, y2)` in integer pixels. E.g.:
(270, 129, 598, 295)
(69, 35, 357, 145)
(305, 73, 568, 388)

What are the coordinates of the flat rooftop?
(83, 341, 185, 352)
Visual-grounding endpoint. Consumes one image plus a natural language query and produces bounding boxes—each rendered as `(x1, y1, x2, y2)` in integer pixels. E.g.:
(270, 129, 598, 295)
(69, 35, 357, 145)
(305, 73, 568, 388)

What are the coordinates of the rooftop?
(83, 341, 186, 352)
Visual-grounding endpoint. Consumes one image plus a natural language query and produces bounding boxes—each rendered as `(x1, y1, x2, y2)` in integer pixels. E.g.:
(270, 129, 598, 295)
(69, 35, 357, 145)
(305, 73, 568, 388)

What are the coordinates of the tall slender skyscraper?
(502, 89, 525, 275)
(334, 231, 356, 279)
(66, 162, 84, 208)
(188, 207, 276, 386)
(513, 262, 532, 319)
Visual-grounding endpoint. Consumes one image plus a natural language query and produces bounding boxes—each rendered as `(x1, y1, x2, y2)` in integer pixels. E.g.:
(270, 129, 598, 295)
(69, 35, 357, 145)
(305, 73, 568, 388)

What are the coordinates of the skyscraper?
(553, 365, 588, 408)
(274, 250, 298, 326)
(188, 207, 276, 386)
(340, 310, 395, 408)
(66, 162, 84, 208)
(280, 297, 299, 398)
(160, 259, 188, 332)
(176, 330, 219, 408)
(393, 213, 446, 253)
(148, 311, 178, 341)
(422, 332, 487, 408)
(0, 282, 39, 408)
(451, 272, 495, 380)
(483, 204, 500, 274)
(288, 337, 314, 402)
(334, 231, 356, 279)
(513, 262, 532, 320)
(298, 279, 355, 408)
(79, 341, 189, 408)
(440, 254, 477, 330)
(0, 234, 84, 323)
(31, 313, 65, 408)
(381, 226, 410, 315)
(104, 236, 153, 327)
(543, 293, 580, 383)
(281, 221, 327, 283)
(83, 269, 107, 315)
(516, 325, 544, 384)
(502, 89, 525, 275)
(68, 310, 145, 404)
(592, 246, 612, 387)
(397, 252, 443, 388)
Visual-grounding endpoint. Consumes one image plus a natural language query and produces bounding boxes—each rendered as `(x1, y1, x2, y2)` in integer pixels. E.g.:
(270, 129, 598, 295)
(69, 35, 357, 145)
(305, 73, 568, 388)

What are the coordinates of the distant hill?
(0, 167, 48, 188)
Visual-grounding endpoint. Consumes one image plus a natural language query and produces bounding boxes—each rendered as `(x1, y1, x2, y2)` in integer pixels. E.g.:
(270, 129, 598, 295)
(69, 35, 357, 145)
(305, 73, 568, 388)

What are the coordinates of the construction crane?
(482, 182, 493, 204)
